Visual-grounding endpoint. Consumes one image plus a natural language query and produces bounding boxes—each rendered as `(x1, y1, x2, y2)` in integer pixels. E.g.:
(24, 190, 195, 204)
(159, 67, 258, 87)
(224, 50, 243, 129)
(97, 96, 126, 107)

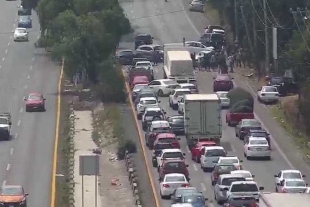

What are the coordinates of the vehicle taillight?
(163, 184, 170, 188)
(181, 183, 189, 187)
(214, 173, 218, 180)
(282, 188, 287, 193)
(172, 141, 180, 148)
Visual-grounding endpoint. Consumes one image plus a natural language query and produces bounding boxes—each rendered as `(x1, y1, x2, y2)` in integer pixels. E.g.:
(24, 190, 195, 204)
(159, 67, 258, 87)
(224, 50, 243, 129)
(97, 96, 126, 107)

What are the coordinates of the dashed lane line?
(10, 148, 14, 155)
(5, 49, 8, 54)
(192, 163, 198, 171)
(6, 164, 10, 171)
(27, 75, 30, 79)
(17, 120, 21, 126)
(2, 180, 6, 187)
(20, 108, 23, 113)
(14, 134, 18, 139)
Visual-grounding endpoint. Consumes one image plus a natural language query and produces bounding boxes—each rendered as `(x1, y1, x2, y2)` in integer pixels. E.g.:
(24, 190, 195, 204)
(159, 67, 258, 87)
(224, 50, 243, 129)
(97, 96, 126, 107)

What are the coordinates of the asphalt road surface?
(0, 1, 60, 206)
(119, 0, 310, 206)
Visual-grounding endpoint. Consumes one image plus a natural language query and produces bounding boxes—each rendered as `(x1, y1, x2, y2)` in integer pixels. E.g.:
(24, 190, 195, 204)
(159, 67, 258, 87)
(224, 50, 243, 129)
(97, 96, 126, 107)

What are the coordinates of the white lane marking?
(192, 164, 198, 171)
(27, 75, 30, 79)
(235, 80, 295, 169)
(10, 148, 14, 155)
(30, 66, 33, 70)
(179, 0, 200, 35)
(2, 180, 6, 187)
(7, 43, 10, 46)
(11, 30, 14, 33)
(187, 146, 191, 153)
(208, 203, 215, 207)
(0, 66, 1, 69)
(2, 58, 5, 61)
(14, 134, 18, 139)
(20, 108, 23, 113)
(13, 24, 15, 27)
(32, 58, 34, 61)
(17, 120, 21, 126)
(5, 49, 8, 54)
(6, 164, 10, 171)
(23, 96, 25, 100)
(10, 36, 12, 39)
(24, 85, 27, 89)
(200, 183, 207, 192)
(231, 144, 236, 152)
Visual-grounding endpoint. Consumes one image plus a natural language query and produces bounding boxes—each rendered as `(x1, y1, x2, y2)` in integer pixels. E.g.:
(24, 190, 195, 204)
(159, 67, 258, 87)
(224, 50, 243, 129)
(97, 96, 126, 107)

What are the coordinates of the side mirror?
(213, 77, 215, 79)
(158, 178, 161, 182)
(187, 178, 191, 181)
(24, 98, 27, 101)
(25, 193, 29, 196)
(152, 37, 154, 39)
(164, 112, 167, 114)
(186, 164, 189, 167)
(274, 175, 278, 177)
(177, 138, 181, 140)
(259, 187, 264, 190)
(239, 160, 243, 162)
(9, 122, 12, 125)
(252, 175, 255, 178)
(158, 101, 161, 103)
(205, 198, 208, 201)
(276, 183, 280, 186)
(212, 160, 218, 163)
(223, 187, 229, 191)
(306, 183, 308, 186)
(183, 153, 186, 156)
(303, 175, 306, 178)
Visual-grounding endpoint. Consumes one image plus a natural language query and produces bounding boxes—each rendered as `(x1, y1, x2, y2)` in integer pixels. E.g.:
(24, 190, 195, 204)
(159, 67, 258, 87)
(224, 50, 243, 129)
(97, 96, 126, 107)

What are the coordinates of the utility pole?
(272, 27, 278, 72)
(240, 5, 255, 60)
(252, 9, 257, 51)
(263, 0, 270, 74)
(234, 0, 239, 44)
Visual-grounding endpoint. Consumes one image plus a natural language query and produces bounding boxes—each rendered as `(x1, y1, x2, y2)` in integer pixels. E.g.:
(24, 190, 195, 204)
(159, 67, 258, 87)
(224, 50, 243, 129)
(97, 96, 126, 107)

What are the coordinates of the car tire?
(158, 90, 164, 97)
(42, 107, 46, 112)
(137, 114, 141, 120)
(195, 156, 200, 163)
(152, 161, 157, 167)
(267, 156, 271, 160)
(227, 120, 232, 127)
(172, 104, 177, 110)
(25, 107, 30, 112)
(169, 100, 172, 107)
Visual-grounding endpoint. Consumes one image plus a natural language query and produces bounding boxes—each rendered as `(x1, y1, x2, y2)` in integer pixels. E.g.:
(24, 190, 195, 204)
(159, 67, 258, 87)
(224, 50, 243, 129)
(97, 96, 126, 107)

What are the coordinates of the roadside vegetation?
(207, 0, 310, 144)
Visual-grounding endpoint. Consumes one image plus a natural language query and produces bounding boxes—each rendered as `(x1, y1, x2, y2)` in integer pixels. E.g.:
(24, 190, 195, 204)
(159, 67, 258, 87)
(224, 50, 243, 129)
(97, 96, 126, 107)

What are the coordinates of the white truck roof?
(167, 51, 191, 60)
(184, 94, 219, 101)
(260, 192, 310, 207)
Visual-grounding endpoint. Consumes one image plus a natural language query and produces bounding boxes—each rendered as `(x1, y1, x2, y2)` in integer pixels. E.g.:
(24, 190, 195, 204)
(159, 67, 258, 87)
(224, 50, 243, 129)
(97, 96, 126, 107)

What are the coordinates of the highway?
(120, 0, 310, 206)
(0, 1, 60, 207)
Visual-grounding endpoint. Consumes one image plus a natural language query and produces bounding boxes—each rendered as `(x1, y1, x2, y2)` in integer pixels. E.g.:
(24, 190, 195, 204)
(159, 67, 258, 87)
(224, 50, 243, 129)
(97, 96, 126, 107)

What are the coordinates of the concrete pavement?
(0, 1, 61, 207)
(119, 0, 310, 206)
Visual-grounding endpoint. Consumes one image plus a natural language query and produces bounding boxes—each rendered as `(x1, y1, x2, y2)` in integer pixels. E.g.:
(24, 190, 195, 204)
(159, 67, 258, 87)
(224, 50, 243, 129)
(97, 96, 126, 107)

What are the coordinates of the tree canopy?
(22, 0, 131, 102)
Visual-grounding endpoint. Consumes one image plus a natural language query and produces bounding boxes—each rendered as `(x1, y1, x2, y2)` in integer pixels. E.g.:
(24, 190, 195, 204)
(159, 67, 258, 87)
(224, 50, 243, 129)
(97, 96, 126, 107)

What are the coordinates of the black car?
(166, 116, 185, 135)
(199, 32, 225, 49)
(134, 34, 153, 49)
(18, 15, 32, 28)
(18, 8, 31, 16)
(134, 89, 157, 106)
(116, 50, 135, 65)
(223, 195, 257, 207)
(244, 129, 271, 147)
(171, 187, 200, 204)
(267, 70, 298, 96)
(152, 142, 174, 166)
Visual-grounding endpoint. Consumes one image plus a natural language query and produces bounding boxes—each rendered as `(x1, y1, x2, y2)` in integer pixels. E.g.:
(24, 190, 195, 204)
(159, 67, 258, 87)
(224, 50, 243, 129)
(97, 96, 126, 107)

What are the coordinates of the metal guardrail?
(68, 105, 75, 207)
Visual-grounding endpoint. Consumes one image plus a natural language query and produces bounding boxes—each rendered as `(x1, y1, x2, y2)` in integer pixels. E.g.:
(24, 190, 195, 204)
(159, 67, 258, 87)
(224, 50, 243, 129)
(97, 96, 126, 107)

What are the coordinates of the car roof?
(169, 115, 184, 119)
(151, 120, 168, 125)
(15, 28, 27, 30)
(248, 137, 268, 141)
(248, 129, 267, 132)
(179, 83, 195, 87)
(174, 88, 191, 92)
(136, 61, 151, 64)
(231, 170, 251, 174)
(213, 29, 225, 32)
(162, 149, 182, 153)
(281, 170, 301, 173)
(284, 178, 305, 182)
(156, 79, 176, 82)
(215, 74, 232, 80)
(204, 146, 224, 150)
(219, 174, 245, 179)
(163, 159, 185, 164)
(156, 133, 176, 138)
(216, 91, 228, 94)
(2, 185, 22, 189)
(140, 89, 154, 93)
(176, 187, 198, 191)
(164, 173, 186, 177)
(145, 107, 161, 111)
(140, 97, 157, 101)
(242, 119, 258, 122)
(219, 156, 238, 159)
(136, 34, 151, 37)
(262, 86, 277, 89)
(231, 181, 257, 185)
(29, 92, 42, 96)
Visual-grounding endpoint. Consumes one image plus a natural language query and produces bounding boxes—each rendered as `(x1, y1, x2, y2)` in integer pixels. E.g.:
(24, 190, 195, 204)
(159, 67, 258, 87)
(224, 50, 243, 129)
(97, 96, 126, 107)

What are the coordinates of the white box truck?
(163, 46, 196, 84)
(259, 192, 310, 207)
(183, 94, 222, 148)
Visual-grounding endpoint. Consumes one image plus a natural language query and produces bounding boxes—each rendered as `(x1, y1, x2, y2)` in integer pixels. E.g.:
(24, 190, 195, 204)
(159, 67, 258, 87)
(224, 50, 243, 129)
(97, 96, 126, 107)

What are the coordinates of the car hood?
(0, 195, 24, 202)
(26, 100, 42, 104)
(189, 202, 205, 207)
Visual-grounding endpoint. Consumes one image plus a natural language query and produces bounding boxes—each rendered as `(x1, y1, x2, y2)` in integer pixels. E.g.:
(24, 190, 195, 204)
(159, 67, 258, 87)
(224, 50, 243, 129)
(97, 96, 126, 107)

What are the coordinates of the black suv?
(134, 34, 153, 49)
(199, 33, 225, 49)
(18, 7, 32, 16)
(266, 70, 298, 96)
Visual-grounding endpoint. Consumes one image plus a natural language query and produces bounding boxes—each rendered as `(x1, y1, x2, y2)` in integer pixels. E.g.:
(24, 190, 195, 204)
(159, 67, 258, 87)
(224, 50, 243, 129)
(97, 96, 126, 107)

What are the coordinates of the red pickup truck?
(226, 111, 254, 126)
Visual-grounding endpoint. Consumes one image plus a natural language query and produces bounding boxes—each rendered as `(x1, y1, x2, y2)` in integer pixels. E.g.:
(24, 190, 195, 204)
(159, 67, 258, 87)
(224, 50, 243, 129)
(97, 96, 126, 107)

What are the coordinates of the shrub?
(117, 139, 137, 160)
(227, 87, 253, 108)
(231, 99, 254, 113)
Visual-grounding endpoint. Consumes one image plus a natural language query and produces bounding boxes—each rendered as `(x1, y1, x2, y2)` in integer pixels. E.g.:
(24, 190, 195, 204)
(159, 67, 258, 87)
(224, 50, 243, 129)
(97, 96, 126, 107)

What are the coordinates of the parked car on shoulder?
(257, 86, 279, 104)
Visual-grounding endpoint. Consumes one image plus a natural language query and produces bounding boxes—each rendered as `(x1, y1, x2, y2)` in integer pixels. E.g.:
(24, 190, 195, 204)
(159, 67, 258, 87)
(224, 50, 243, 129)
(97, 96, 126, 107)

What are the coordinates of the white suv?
(178, 98, 185, 114)
(148, 79, 179, 97)
(169, 89, 191, 110)
(136, 97, 160, 119)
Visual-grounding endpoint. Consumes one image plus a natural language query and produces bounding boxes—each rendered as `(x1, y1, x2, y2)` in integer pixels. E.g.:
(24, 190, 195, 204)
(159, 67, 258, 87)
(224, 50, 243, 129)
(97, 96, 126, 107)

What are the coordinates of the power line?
(291, 10, 310, 53)
(298, 8, 310, 36)
(258, 0, 275, 25)
(265, 0, 292, 29)
(250, 0, 273, 28)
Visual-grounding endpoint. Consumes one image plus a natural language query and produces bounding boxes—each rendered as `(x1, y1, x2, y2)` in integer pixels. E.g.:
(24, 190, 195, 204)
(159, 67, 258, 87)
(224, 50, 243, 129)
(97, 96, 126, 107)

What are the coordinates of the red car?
(154, 133, 180, 149)
(24, 93, 46, 112)
(191, 141, 217, 162)
(130, 76, 149, 89)
(213, 74, 234, 92)
(159, 159, 189, 180)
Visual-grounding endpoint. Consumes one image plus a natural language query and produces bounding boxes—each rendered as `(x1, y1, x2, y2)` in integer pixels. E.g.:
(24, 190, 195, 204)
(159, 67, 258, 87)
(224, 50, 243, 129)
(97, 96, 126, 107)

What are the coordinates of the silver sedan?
(189, 0, 205, 13)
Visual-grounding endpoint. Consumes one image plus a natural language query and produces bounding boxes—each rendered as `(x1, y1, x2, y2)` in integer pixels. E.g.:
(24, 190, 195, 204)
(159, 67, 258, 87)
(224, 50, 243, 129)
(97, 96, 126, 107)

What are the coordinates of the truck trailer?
(259, 192, 310, 207)
(184, 94, 222, 148)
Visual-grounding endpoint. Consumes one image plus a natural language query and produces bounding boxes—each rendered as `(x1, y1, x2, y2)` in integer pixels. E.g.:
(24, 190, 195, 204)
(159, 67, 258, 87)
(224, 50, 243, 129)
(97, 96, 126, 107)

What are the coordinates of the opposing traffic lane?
(0, 5, 60, 207)
(121, 0, 310, 206)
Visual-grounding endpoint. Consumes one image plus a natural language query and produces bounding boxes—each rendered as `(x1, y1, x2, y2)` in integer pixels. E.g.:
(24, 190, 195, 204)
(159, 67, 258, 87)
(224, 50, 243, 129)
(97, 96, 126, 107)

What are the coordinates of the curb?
(67, 104, 75, 206)
(125, 151, 142, 207)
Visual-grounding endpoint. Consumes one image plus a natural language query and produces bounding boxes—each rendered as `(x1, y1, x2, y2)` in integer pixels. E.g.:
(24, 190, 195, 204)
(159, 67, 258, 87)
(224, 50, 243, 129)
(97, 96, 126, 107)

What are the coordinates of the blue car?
(18, 16, 32, 28)
(180, 193, 208, 207)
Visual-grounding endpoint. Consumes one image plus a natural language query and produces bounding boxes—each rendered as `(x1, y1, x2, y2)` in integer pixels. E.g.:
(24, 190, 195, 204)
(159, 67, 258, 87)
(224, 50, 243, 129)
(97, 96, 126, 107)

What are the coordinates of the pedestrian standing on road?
(236, 51, 242, 67)
(210, 54, 216, 70)
(152, 51, 159, 65)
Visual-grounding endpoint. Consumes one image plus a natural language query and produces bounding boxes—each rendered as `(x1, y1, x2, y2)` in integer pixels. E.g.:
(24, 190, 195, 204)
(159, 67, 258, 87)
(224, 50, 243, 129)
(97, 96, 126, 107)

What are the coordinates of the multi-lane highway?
(0, 1, 60, 206)
(120, 0, 310, 206)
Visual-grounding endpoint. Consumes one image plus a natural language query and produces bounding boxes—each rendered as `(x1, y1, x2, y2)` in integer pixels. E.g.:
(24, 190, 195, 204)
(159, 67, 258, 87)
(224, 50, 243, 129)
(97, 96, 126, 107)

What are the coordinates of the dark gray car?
(166, 116, 185, 135)
(171, 187, 200, 204)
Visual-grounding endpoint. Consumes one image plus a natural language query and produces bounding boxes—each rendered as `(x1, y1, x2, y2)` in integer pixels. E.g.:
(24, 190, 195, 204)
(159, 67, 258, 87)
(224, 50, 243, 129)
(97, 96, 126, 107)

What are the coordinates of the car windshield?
(145, 111, 162, 116)
(172, 119, 184, 126)
(136, 62, 151, 67)
(1, 187, 22, 196)
(0, 118, 8, 125)
(163, 80, 177, 85)
(211, 33, 224, 42)
(19, 16, 29, 21)
(286, 180, 306, 187)
(141, 100, 157, 104)
(133, 85, 147, 91)
(242, 120, 261, 127)
(136, 35, 151, 40)
(17, 29, 26, 33)
(175, 188, 198, 196)
(182, 85, 196, 90)
(249, 132, 267, 137)
(216, 165, 238, 173)
(182, 194, 204, 203)
(216, 75, 231, 81)
(154, 143, 172, 150)
(205, 149, 226, 157)
(166, 176, 186, 182)
(220, 158, 238, 164)
(271, 77, 283, 84)
(164, 162, 186, 170)
(28, 95, 41, 100)
(175, 91, 191, 96)
(249, 140, 268, 145)
(163, 152, 183, 159)
(263, 87, 277, 92)
(222, 177, 246, 186)
(158, 138, 176, 143)
(231, 184, 258, 192)
(217, 93, 228, 98)
(283, 172, 302, 179)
